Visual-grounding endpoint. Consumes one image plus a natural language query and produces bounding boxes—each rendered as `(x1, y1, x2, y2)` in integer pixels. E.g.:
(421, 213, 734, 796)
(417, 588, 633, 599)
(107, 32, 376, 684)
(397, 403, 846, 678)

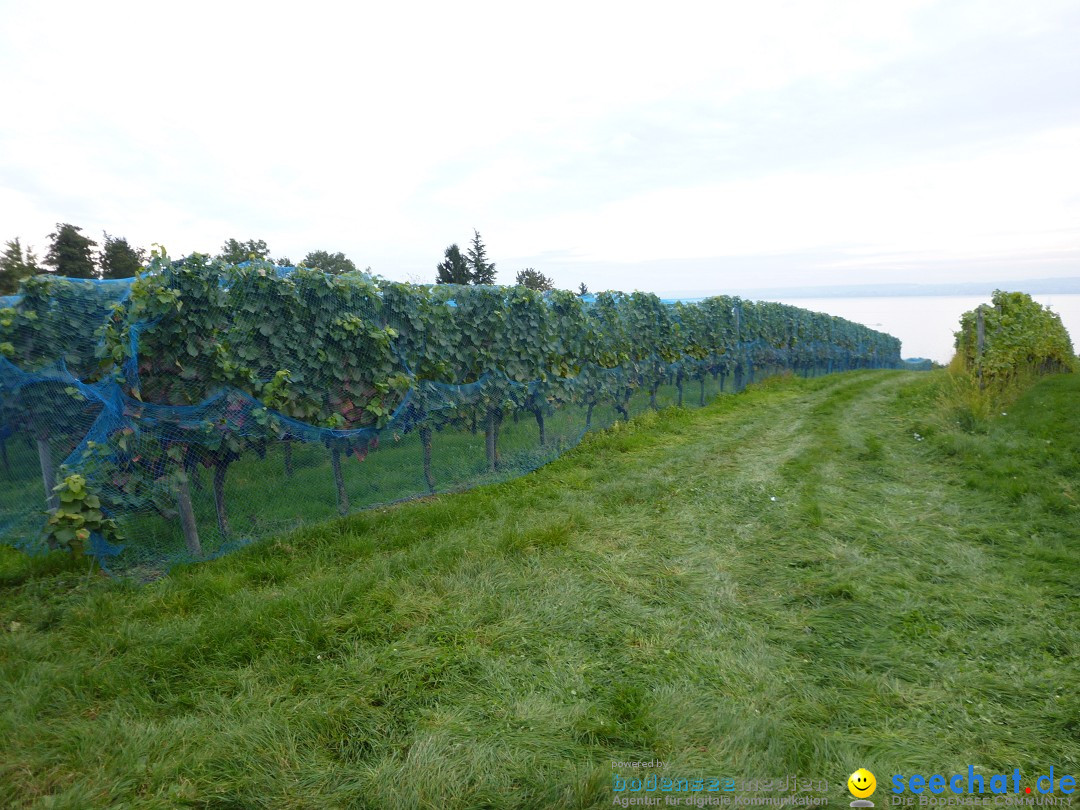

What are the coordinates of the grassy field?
(0, 369, 1077, 808)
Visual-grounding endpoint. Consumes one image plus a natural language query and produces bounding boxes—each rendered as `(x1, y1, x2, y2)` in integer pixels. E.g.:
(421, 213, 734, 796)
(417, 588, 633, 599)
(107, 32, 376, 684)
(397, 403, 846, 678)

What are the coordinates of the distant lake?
(770, 294, 1080, 365)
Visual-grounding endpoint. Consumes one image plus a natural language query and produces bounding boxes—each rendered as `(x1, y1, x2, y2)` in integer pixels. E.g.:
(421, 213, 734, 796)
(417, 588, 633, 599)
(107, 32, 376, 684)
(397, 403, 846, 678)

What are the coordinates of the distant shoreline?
(659, 277, 1080, 301)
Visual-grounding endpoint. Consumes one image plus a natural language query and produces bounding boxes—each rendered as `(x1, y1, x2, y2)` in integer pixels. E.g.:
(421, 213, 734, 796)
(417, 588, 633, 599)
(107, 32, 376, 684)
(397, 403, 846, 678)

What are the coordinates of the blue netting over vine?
(0, 255, 906, 577)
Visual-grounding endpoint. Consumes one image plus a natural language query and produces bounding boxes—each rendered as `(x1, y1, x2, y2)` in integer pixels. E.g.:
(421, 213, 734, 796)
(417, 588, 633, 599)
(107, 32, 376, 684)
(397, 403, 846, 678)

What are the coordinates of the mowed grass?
(0, 370, 1077, 808)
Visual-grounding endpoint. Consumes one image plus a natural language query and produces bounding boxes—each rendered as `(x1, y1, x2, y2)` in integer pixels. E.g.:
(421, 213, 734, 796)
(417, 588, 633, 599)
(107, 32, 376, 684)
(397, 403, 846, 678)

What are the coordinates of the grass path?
(0, 370, 1077, 808)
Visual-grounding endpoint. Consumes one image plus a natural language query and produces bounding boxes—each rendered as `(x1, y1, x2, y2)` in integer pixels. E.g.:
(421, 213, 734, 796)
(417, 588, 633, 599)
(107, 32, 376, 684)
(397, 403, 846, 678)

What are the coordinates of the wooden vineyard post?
(732, 304, 745, 390)
(330, 446, 349, 516)
(485, 408, 500, 472)
(212, 463, 231, 537)
(533, 407, 546, 447)
(37, 437, 59, 511)
(976, 306, 986, 390)
(175, 473, 202, 556)
(420, 425, 435, 493)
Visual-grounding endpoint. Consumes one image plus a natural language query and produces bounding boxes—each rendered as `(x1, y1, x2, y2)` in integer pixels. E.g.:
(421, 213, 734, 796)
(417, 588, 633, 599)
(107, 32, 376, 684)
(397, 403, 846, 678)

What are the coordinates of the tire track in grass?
(589, 371, 931, 786)
(555, 372, 917, 786)
(697, 370, 1076, 791)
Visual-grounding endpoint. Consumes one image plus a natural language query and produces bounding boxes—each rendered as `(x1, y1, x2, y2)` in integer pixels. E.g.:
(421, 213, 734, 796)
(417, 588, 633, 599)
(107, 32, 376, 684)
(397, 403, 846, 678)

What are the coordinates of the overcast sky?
(2, 0, 1079, 295)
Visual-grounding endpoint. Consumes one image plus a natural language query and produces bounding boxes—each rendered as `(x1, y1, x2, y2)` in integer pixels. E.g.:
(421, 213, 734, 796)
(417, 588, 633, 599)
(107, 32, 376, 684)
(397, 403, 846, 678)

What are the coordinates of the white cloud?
(490, 126, 1080, 266)
(1, 0, 1078, 288)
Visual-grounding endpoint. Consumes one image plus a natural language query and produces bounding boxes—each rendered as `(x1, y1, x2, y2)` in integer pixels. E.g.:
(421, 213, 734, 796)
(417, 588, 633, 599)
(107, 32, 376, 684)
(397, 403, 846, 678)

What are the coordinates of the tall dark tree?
(275, 256, 293, 267)
(578, 282, 589, 297)
(218, 238, 270, 264)
(515, 268, 553, 291)
(0, 238, 38, 294)
(435, 243, 470, 284)
(45, 224, 97, 278)
(302, 250, 357, 275)
(99, 233, 146, 279)
(465, 230, 496, 285)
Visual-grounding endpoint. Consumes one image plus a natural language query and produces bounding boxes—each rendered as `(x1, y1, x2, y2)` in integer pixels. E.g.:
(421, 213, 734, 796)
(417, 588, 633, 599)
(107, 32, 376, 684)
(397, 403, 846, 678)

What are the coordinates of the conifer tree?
(0, 238, 36, 293)
(466, 230, 496, 285)
(99, 233, 146, 279)
(435, 243, 470, 284)
(44, 224, 97, 279)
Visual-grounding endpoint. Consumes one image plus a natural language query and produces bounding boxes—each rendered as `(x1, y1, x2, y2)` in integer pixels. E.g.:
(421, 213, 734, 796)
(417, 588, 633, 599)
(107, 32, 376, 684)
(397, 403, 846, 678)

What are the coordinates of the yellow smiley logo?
(847, 768, 877, 798)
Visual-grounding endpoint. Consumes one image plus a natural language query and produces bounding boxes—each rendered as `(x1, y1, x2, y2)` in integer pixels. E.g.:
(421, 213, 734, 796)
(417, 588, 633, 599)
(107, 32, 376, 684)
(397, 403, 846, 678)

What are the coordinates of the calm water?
(772, 294, 1080, 365)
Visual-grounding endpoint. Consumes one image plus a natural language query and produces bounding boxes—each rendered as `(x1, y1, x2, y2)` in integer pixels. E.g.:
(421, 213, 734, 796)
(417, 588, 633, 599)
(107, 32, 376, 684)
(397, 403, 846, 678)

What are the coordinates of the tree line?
(436, 229, 588, 295)
(1, 223, 589, 297)
(0, 225, 368, 295)
(0, 226, 149, 294)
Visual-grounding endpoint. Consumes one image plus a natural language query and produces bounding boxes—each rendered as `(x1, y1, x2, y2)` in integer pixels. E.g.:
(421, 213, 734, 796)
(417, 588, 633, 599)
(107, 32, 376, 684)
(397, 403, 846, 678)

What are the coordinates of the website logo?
(848, 768, 877, 807)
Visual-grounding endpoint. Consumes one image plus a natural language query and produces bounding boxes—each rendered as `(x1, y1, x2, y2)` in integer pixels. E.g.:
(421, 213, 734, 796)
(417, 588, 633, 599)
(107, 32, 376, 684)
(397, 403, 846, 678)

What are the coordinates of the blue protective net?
(0, 255, 906, 577)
